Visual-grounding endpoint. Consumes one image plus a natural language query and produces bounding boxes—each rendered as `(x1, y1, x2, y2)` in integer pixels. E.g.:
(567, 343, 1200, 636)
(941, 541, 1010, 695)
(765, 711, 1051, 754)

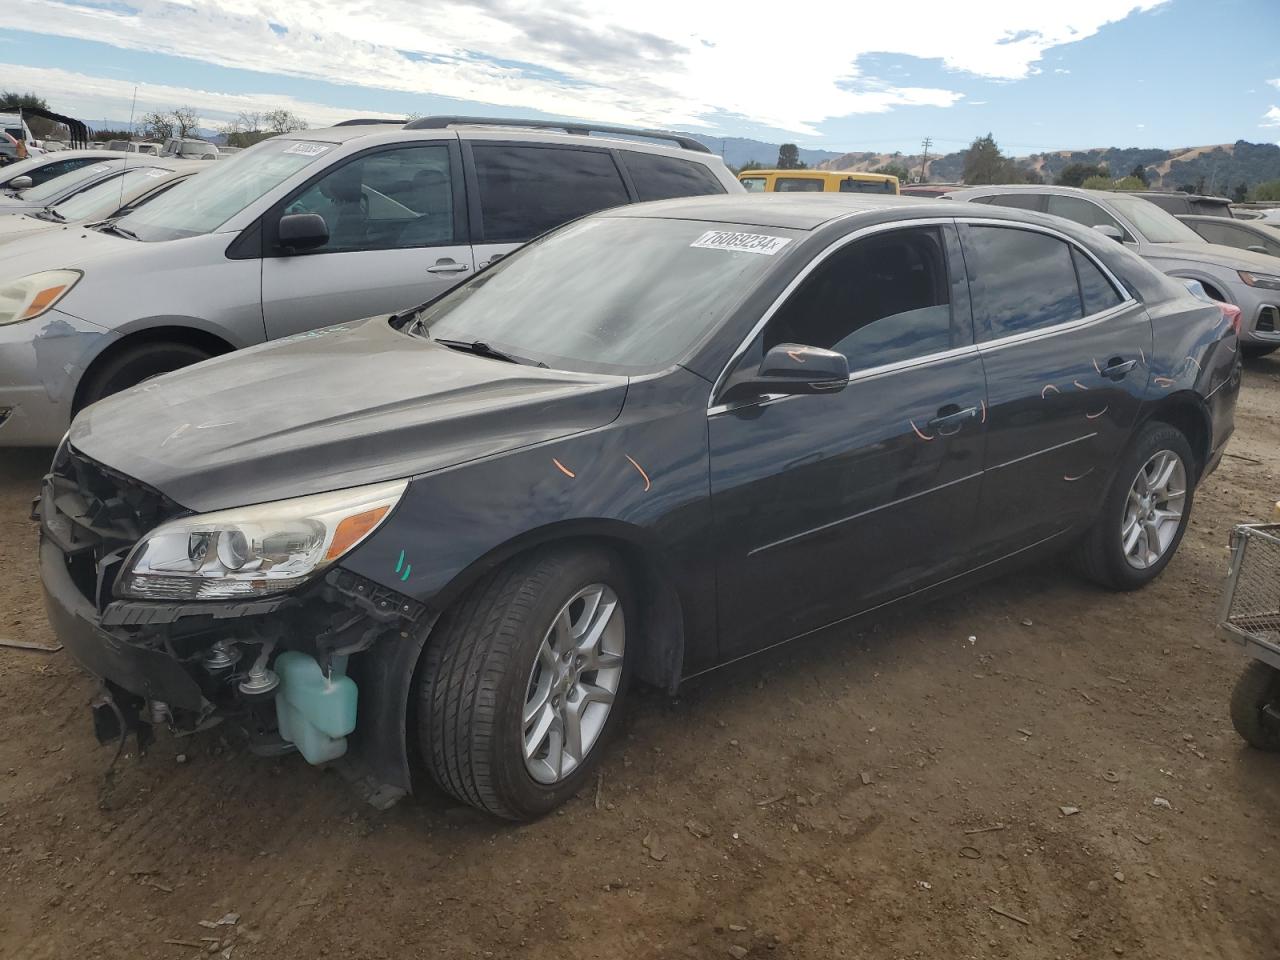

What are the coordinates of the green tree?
(871, 163, 910, 184)
(1081, 174, 1117, 190)
(777, 143, 806, 170)
(0, 92, 62, 138)
(737, 159, 764, 173)
(1232, 182, 1248, 203)
(962, 133, 1021, 185)
(1056, 162, 1108, 187)
(1252, 180, 1280, 202)
(1129, 163, 1149, 186)
(1111, 176, 1146, 190)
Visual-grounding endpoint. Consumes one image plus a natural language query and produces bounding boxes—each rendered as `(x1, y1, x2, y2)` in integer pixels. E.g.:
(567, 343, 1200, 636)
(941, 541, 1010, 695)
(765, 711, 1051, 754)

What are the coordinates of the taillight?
(1217, 301, 1242, 336)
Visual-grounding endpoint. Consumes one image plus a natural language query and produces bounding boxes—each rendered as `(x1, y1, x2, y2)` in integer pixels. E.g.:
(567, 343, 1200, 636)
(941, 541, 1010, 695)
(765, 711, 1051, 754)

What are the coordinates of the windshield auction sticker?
(283, 142, 330, 157)
(690, 230, 792, 255)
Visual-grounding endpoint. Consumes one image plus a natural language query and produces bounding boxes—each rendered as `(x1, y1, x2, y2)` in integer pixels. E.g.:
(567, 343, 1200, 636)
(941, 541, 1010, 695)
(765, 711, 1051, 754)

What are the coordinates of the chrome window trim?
(707, 215, 1136, 415)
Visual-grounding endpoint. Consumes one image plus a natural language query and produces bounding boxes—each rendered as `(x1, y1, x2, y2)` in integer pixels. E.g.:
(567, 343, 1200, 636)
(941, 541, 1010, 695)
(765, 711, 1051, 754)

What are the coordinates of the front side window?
(114, 138, 336, 242)
(284, 145, 455, 253)
(1105, 194, 1205, 244)
(1047, 194, 1133, 242)
(774, 177, 826, 193)
(417, 216, 798, 374)
(1195, 221, 1280, 257)
(965, 226, 1083, 338)
(472, 144, 629, 243)
(761, 226, 961, 373)
(623, 152, 725, 201)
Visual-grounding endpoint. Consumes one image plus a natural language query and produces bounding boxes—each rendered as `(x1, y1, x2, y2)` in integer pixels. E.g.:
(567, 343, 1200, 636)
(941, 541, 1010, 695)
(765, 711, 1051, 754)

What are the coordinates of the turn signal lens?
(324, 505, 390, 561)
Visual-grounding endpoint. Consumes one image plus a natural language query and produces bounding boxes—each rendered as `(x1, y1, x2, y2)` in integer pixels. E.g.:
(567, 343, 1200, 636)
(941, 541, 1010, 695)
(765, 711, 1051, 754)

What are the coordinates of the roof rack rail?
(331, 118, 408, 127)
(402, 115, 711, 153)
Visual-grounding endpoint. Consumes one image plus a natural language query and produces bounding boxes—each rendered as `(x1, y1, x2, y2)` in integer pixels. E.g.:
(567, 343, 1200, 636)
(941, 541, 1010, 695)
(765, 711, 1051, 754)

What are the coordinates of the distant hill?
(682, 135, 843, 170)
(817, 140, 1280, 192)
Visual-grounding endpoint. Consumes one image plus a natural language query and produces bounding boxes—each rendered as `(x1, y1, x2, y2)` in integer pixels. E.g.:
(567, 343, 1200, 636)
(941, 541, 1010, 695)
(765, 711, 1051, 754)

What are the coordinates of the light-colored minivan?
(0, 117, 741, 445)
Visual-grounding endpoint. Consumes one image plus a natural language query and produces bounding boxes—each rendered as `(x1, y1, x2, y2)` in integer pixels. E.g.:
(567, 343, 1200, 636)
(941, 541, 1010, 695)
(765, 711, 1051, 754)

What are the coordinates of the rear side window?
(622, 152, 725, 201)
(1142, 194, 1190, 215)
(965, 226, 1083, 338)
(472, 144, 629, 243)
(1072, 248, 1124, 315)
(838, 177, 896, 194)
(774, 177, 825, 192)
(974, 193, 1045, 211)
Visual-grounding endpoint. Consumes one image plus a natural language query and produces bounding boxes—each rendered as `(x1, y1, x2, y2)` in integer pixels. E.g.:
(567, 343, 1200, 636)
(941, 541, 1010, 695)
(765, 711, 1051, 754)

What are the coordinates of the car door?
(959, 220, 1152, 559)
(261, 141, 472, 339)
(463, 141, 632, 270)
(709, 222, 987, 660)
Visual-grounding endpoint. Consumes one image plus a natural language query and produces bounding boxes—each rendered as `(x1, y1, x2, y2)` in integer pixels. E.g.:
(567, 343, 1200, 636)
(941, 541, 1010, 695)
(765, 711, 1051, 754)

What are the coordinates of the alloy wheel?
(522, 583, 625, 784)
(1121, 449, 1187, 569)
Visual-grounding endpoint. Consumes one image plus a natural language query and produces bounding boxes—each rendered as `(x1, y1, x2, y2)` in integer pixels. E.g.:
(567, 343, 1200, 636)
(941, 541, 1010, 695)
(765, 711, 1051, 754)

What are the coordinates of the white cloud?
(0, 62, 404, 130)
(1054, 68, 1071, 74)
(1264, 105, 1280, 128)
(5, 0, 1170, 134)
(1269, 78, 1280, 89)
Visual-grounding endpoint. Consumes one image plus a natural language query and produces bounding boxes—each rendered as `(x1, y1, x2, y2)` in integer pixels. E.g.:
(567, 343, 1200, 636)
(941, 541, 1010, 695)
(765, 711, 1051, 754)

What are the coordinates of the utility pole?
(919, 137, 932, 183)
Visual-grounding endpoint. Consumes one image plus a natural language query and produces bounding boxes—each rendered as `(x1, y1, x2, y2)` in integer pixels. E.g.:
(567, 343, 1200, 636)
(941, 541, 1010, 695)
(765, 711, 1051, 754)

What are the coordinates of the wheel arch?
(1161, 267, 1230, 304)
(1141, 390, 1213, 479)
(72, 322, 238, 414)
(430, 518, 689, 694)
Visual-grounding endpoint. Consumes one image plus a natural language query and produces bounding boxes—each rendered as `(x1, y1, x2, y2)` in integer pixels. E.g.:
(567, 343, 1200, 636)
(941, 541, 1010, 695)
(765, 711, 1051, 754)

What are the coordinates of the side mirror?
(276, 213, 329, 254)
(8, 175, 33, 191)
(720, 343, 850, 404)
(1092, 224, 1125, 243)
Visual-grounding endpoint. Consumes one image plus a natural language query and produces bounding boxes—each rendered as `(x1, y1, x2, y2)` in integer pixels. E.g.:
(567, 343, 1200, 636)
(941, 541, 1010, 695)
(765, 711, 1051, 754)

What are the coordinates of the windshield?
(19, 160, 118, 203)
(1107, 194, 1205, 244)
(113, 137, 335, 242)
(417, 216, 800, 374)
(51, 166, 168, 221)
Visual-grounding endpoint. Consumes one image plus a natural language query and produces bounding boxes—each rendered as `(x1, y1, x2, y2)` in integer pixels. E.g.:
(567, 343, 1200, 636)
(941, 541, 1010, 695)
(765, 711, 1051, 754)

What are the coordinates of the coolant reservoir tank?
(274, 652, 358, 765)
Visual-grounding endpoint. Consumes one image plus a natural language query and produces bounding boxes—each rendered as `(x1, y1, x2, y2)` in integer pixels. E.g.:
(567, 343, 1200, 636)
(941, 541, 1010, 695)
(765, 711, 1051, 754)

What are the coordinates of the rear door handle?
(1102, 357, 1136, 380)
(427, 259, 470, 275)
(927, 404, 978, 436)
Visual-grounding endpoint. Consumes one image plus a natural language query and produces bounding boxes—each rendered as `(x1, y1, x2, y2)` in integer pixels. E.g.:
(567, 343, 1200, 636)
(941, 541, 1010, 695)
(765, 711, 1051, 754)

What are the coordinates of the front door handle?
(927, 404, 978, 436)
(477, 253, 506, 269)
(1102, 357, 1136, 380)
(427, 259, 470, 275)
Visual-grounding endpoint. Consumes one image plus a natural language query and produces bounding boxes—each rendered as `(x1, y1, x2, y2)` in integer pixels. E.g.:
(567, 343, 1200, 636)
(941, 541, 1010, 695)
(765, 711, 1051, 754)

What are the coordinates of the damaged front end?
(36, 441, 429, 800)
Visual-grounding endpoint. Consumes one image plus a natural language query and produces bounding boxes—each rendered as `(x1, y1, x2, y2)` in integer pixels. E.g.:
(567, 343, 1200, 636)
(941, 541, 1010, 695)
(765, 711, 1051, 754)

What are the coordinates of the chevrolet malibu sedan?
(39, 195, 1239, 819)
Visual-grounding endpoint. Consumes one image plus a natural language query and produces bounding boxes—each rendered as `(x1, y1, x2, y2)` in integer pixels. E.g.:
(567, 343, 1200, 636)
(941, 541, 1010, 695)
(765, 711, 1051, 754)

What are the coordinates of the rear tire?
(1072, 421, 1195, 590)
(1229, 661, 1280, 751)
(77, 341, 213, 411)
(1241, 343, 1278, 360)
(417, 546, 633, 820)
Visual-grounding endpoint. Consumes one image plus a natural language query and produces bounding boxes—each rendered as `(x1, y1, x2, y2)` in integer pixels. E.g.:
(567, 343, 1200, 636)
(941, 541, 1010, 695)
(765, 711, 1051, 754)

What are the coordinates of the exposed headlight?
(0, 270, 82, 326)
(116, 479, 407, 600)
(1239, 270, 1280, 291)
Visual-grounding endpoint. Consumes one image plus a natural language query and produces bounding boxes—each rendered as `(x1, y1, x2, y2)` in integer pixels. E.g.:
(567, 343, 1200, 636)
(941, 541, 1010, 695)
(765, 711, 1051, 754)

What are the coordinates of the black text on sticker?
(691, 230, 792, 256)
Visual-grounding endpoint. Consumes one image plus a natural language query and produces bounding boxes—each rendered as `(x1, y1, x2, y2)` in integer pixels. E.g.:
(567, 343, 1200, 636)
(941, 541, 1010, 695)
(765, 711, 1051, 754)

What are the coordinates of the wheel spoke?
(1122, 519, 1142, 554)
(1150, 455, 1177, 496)
(576, 595, 618, 655)
(571, 586, 604, 640)
(561, 699, 583, 768)
(523, 675, 552, 725)
(578, 681, 615, 709)
(524, 700, 556, 760)
(551, 609, 573, 653)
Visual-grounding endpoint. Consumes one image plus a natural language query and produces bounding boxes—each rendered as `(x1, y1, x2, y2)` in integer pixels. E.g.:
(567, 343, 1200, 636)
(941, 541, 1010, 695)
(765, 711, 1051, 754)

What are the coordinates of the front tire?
(1072, 421, 1195, 590)
(417, 546, 633, 820)
(77, 341, 214, 411)
(1230, 661, 1280, 751)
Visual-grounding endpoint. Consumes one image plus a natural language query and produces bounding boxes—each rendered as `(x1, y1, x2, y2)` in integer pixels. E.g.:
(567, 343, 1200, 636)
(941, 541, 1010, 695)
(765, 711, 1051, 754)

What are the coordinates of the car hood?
(69, 318, 630, 512)
(1144, 241, 1280, 273)
(0, 222, 129, 277)
(0, 213, 57, 245)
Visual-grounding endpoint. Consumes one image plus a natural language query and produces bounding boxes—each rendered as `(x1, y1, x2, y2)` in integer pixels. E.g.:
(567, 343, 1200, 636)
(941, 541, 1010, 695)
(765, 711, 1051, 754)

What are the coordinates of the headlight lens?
(116, 479, 407, 600)
(1239, 270, 1280, 291)
(0, 270, 82, 325)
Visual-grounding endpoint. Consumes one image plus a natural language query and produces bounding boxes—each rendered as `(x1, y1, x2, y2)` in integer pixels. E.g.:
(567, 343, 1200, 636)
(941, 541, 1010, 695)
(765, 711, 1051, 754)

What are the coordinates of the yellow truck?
(738, 169, 899, 195)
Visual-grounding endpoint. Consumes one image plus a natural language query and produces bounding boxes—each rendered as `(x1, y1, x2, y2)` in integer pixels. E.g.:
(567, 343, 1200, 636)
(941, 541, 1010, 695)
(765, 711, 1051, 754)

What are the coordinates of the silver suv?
(0, 117, 740, 445)
(951, 185, 1280, 356)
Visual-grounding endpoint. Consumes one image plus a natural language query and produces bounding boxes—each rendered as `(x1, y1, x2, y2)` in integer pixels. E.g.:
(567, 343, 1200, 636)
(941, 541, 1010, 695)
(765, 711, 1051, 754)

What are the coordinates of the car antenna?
(118, 83, 138, 213)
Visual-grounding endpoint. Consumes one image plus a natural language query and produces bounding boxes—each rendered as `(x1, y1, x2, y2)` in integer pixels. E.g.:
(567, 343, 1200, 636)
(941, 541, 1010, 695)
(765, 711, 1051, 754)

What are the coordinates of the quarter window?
(838, 177, 896, 194)
(762, 226, 961, 373)
(965, 226, 1083, 338)
(774, 177, 825, 192)
(622, 152, 725, 201)
(472, 144, 629, 243)
(285, 144, 456, 253)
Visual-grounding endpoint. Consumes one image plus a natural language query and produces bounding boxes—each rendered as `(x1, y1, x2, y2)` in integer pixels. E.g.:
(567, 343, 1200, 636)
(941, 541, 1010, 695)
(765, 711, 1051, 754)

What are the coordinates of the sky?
(0, 0, 1278, 154)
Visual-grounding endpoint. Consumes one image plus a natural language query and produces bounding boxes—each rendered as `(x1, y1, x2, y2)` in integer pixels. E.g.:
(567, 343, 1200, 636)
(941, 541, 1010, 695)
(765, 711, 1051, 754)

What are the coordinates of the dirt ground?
(3, 365, 1280, 960)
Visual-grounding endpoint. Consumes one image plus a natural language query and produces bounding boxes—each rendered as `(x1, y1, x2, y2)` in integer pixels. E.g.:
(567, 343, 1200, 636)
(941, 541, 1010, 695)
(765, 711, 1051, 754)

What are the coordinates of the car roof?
(609, 193, 938, 229)
(1121, 190, 1230, 204)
